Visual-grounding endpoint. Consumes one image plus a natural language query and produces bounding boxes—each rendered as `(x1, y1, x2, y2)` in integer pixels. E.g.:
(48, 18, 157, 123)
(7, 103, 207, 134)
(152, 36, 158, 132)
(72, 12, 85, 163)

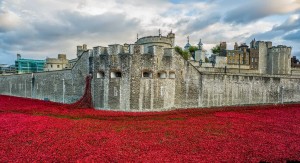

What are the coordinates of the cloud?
(169, 0, 217, 4)
(77, 0, 87, 9)
(184, 13, 221, 34)
(0, 9, 141, 63)
(247, 14, 300, 42)
(33, 11, 140, 39)
(1, 0, 300, 64)
(273, 14, 300, 31)
(284, 30, 300, 42)
(0, 9, 21, 32)
(293, 50, 300, 57)
(224, 0, 300, 24)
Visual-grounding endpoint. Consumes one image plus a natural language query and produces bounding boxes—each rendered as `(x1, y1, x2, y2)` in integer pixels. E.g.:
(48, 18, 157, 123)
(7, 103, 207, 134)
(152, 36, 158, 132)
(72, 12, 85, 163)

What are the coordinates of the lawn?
(0, 95, 299, 162)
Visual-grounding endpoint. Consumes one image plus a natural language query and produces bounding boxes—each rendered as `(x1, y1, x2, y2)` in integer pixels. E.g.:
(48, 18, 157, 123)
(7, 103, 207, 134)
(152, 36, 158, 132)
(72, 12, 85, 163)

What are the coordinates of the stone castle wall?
(0, 52, 90, 103)
(91, 44, 300, 111)
(1, 35, 300, 111)
(199, 73, 300, 107)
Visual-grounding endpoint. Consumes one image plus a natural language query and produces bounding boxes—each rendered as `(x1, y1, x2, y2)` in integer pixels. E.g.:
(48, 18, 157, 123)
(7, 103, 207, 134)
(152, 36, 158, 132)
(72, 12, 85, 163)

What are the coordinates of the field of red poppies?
(0, 95, 299, 162)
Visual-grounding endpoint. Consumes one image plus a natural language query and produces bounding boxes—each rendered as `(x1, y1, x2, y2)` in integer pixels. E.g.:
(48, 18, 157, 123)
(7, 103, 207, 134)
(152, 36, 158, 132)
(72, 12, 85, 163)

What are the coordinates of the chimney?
(77, 45, 83, 57)
(83, 44, 87, 50)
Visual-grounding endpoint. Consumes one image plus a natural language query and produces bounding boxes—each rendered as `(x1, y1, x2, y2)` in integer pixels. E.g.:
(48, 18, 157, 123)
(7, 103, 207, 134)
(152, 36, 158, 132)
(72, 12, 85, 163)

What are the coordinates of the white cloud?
(0, 9, 21, 32)
(1, 0, 300, 64)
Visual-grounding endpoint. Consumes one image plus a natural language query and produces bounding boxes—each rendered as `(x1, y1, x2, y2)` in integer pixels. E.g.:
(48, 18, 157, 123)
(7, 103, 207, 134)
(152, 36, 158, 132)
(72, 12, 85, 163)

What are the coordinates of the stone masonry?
(1, 32, 300, 111)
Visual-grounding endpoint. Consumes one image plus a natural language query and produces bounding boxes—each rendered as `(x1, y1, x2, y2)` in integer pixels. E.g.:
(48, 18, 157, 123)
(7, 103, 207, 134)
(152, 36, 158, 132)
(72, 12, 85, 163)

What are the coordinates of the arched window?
(143, 71, 153, 78)
(97, 71, 105, 78)
(169, 72, 176, 79)
(111, 71, 122, 78)
(158, 71, 167, 79)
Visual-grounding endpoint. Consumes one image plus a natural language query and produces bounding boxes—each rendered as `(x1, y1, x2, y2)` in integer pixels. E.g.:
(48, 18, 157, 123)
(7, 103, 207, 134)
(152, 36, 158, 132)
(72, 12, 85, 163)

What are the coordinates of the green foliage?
(182, 51, 190, 60)
(188, 46, 198, 54)
(211, 45, 220, 54)
(205, 57, 209, 62)
(175, 46, 190, 60)
(175, 46, 183, 55)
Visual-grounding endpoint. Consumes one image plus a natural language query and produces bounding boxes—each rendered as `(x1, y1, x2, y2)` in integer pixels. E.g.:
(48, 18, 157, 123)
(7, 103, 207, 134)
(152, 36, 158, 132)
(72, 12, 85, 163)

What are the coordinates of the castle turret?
(256, 41, 269, 74)
(250, 38, 256, 49)
(197, 39, 203, 50)
(234, 42, 238, 50)
(184, 36, 191, 51)
(77, 44, 88, 57)
(167, 31, 175, 47)
(136, 32, 174, 54)
(58, 54, 67, 60)
(219, 42, 227, 56)
(83, 44, 87, 50)
(77, 45, 83, 57)
(267, 45, 291, 75)
(195, 39, 205, 62)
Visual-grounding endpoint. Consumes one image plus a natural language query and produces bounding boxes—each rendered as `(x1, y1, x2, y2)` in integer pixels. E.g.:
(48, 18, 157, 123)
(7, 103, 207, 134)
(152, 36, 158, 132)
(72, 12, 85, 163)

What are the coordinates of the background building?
(226, 43, 249, 65)
(44, 54, 70, 71)
(219, 42, 227, 56)
(0, 64, 16, 75)
(15, 54, 45, 74)
(291, 56, 300, 68)
(249, 39, 259, 70)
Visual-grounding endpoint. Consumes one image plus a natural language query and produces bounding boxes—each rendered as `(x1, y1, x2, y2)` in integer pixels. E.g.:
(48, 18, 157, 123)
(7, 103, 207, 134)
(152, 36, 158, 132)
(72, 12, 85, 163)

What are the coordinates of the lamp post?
(31, 73, 35, 98)
(280, 86, 284, 104)
(212, 60, 216, 68)
(31, 79, 32, 98)
(62, 78, 65, 103)
(199, 59, 203, 67)
(25, 79, 26, 97)
(9, 81, 11, 95)
(239, 53, 241, 73)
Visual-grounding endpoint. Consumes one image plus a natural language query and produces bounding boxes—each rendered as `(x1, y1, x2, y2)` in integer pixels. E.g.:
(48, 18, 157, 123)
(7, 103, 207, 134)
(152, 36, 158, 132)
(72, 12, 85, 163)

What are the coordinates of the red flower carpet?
(0, 95, 299, 162)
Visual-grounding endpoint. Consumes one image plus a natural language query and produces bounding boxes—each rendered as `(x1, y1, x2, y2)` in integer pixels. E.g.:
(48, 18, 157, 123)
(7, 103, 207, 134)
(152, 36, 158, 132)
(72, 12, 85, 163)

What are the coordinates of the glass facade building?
(15, 58, 45, 74)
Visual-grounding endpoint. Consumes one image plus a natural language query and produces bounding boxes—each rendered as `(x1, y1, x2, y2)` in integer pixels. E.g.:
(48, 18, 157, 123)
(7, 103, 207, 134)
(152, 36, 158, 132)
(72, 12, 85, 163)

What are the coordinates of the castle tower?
(234, 42, 238, 50)
(167, 30, 175, 47)
(250, 38, 256, 49)
(267, 45, 291, 75)
(256, 41, 271, 74)
(77, 45, 83, 57)
(184, 36, 191, 51)
(135, 32, 174, 55)
(195, 39, 205, 62)
(58, 54, 67, 60)
(198, 39, 203, 50)
(219, 42, 227, 56)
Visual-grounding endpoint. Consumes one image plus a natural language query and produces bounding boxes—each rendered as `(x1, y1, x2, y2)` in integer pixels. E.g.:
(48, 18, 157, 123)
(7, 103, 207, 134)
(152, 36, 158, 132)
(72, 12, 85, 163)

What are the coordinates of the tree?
(188, 46, 198, 54)
(211, 45, 220, 55)
(175, 46, 183, 55)
(205, 57, 209, 62)
(188, 46, 198, 60)
(175, 46, 190, 60)
(182, 51, 190, 60)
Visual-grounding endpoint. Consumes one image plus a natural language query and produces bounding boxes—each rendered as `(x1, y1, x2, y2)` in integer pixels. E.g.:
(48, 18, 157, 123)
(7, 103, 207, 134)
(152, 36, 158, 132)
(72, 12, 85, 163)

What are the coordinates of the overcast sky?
(1, 0, 300, 64)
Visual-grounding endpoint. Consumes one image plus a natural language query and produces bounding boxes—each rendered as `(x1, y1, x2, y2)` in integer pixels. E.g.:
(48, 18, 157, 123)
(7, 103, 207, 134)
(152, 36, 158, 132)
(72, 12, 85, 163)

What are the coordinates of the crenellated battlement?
(136, 36, 172, 46)
(268, 45, 292, 53)
(108, 44, 123, 55)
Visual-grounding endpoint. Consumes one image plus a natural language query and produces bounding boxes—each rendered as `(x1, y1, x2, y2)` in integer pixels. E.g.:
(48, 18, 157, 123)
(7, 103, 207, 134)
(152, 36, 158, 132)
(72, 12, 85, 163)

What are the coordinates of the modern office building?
(15, 54, 45, 74)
